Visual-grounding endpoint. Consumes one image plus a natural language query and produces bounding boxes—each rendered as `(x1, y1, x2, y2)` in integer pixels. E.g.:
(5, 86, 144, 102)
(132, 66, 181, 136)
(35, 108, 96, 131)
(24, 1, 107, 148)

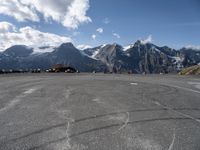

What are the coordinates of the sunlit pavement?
(0, 73, 200, 150)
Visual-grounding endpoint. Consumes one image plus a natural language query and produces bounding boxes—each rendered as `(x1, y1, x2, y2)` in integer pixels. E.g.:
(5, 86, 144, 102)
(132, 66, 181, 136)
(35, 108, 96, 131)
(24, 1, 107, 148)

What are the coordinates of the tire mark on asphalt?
(25, 118, 197, 150)
(143, 84, 200, 124)
(2, 116, 200, 149)
(0, 123, 66, 144)
(153, 101, 200, 124)
(70, 117, 200, 138)
(2, 104, 200, 147)
(28, 136, 67, 150)
(142, 84, 178, 97)
(74, 108, 200, 123)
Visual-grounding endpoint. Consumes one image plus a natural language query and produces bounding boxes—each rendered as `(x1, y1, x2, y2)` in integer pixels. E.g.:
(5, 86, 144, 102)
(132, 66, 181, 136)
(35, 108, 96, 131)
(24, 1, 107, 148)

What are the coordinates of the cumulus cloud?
(96, 27, 103, 34)
(0, 0, 91, 29)
(0, 22, 16, 33)
(91, 34, 96, 40)
(140, 35, 152, 44)
(0, 22, 72, 52)
(62, 0, 92, 29)
(0, 0, 39, 22)
(113, 33, 120, 39)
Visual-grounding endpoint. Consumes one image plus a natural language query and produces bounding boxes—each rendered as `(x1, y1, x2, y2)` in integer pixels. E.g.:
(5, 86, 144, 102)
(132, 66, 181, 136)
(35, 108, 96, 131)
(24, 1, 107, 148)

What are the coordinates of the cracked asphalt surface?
(0, 73, 200, 150)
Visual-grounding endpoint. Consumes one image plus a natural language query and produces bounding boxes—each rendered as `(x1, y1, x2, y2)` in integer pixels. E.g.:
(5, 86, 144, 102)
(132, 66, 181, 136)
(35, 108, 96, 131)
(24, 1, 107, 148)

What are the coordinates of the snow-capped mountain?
(83, 41, 200, 73)
(83, 44, 107, 59)
(0, 41, 199, 73)
(0, 43, 106, 72)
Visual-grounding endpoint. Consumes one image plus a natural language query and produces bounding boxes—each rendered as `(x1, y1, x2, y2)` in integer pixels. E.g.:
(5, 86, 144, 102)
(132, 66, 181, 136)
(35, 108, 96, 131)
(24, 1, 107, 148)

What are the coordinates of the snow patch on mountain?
(123, 44, 134, 51)
(140, 35, 152, 44)
(85, 44, 107, 59)
(79, 50, 91, 57)
(101, 44, 107, 48)
(91, 49, 100, 59)
(154, 47, 161, 53)
(77, 45, 92, 50)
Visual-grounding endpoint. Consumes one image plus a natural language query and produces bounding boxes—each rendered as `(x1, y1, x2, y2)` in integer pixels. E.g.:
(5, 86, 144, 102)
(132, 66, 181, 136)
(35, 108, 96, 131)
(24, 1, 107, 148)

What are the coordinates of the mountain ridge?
(0, 42, 200, 74)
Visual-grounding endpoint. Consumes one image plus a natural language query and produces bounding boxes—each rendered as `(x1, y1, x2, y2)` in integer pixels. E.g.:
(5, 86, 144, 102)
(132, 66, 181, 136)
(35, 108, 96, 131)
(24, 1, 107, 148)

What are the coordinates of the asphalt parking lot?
(0, 73, 200, 150)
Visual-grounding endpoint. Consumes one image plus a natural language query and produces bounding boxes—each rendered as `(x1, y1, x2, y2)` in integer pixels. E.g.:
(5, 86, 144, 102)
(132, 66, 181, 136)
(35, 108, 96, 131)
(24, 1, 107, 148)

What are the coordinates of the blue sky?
(0, 0, 200, 51)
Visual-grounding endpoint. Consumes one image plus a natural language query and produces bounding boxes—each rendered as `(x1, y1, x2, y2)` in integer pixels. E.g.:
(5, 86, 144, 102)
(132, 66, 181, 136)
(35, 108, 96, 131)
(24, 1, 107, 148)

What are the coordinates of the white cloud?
(0, 21, 16, 33)
(113, 33, 120, 39)
(185, 45, 200, 50)
(140, 35, 152, 44)
(62, 0, 92, 29)
(103, 18, 110, 24)
(0, 0, 39, 22)
(91, 34, 96, 40)
(0, 0, 91, 29)
(77, 44, 92, 50)
(96, 27, 103, 34)
(0, 22, 72, 52)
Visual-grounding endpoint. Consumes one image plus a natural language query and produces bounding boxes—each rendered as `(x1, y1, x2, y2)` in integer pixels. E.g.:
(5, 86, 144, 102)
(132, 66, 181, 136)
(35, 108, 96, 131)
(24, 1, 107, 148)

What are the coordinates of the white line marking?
(188, 82, 200, 85)
(0, 87, 37, 113)
(188, 82, 200, 90)
(165, 84, 200, 94)
(64, 88, 72, 99)
(130, 83, 138, 85)
(168, 132, 176, 150)
(65, 118, 74, 149)
(23, 88, 36, 94)
(195, 84, 200, 90)
(113, 112, 130, 134)
(66, 121, 71, 149)
(92, 98, 100, 102)
(92, 98, 105, 104)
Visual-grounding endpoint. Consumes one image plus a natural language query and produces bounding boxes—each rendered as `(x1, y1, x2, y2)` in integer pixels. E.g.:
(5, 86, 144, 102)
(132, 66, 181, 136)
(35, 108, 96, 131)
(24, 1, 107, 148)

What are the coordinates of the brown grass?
(179, 65, 200, 75)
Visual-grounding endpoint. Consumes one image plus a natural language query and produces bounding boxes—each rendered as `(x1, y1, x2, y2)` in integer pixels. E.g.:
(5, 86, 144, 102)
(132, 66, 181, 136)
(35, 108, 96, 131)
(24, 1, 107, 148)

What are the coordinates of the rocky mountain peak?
(3, 45, 33, 57)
